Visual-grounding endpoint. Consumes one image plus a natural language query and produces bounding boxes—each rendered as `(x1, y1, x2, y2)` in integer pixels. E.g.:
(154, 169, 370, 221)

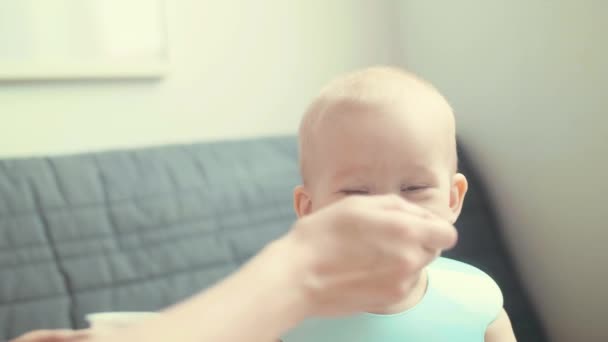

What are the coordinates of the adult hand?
(283, 194, 457, 316)
(70, 195, 458, 342)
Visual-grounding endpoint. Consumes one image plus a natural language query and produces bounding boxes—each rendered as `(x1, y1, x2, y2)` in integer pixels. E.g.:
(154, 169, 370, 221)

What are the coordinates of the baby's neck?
(368, 269, 428, 315)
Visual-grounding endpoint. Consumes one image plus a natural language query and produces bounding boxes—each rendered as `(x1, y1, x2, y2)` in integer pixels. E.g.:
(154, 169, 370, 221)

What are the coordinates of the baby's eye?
(401, 185, 429, 192)
(340, 189, 370, 196)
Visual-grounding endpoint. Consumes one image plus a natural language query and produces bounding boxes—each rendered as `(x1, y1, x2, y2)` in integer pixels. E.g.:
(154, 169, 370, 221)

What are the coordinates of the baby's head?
(294, 66, 468, 222)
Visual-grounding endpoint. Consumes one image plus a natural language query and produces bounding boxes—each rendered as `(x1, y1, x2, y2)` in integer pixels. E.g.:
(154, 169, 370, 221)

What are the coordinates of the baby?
(281, 67, 516, 341)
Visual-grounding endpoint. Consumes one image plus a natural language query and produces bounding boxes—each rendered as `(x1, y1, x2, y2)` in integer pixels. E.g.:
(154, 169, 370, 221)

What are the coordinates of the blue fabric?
(283, 257, 502, 342)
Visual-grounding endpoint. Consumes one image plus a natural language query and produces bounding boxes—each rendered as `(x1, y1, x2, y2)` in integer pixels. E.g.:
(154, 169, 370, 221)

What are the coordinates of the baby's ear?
(449, 173, 468, 223)
(293, 185, 313, 218)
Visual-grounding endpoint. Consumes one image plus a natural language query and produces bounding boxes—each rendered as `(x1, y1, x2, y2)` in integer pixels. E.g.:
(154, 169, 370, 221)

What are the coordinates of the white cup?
(86, 312, 159, 332)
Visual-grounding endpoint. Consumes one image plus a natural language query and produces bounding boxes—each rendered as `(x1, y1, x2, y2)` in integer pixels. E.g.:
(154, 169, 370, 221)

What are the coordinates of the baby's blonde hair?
(298, 66, 457, 184)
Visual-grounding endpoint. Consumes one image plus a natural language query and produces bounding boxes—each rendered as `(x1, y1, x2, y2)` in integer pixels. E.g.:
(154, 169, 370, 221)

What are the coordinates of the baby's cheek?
(311, 193, 344, 212)
(409, 191, 452, 219)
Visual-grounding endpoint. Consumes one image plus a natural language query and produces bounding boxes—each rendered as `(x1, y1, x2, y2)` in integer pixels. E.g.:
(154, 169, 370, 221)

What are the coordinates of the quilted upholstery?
(0, 136, 546, 341)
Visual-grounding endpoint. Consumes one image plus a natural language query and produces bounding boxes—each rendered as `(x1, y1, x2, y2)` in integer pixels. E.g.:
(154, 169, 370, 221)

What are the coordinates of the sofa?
(0, 136, 546, 341)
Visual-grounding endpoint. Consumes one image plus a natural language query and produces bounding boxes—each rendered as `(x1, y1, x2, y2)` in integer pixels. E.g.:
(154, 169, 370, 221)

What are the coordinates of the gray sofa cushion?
(0, 135, 546, 341)
(0, 136, 299, 339)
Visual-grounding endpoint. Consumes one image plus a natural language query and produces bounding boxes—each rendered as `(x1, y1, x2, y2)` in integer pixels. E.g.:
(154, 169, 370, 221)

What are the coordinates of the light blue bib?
(282, 257, 502, 342)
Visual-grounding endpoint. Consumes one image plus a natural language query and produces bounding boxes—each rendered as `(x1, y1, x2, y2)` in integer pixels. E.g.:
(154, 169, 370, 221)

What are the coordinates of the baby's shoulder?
(428, 257, 503, 323)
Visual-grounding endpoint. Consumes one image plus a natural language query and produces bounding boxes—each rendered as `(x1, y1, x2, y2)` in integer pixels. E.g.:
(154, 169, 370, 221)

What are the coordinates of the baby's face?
(303, 102, 461, 221)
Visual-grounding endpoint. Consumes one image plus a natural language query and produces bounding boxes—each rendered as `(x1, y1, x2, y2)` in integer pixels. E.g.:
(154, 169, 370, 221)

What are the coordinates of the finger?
(381, 211, 457, 251)
(11, 330, 89, 342)
(419, 218, 458, 250)
(370, 194, 438, 219)
(362, 209, 444, 246)
(12, 330, 64, 342)
(380, 242, 438, 276)
(66, 330, 91, 341)
(404, 215, 457, 251)
(346, 211, 440, 270)
(368, 194, 411, 211)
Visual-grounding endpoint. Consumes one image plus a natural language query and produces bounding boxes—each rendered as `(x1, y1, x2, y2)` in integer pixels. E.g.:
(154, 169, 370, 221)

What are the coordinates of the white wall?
(0, 0, 403, 157)
(398, 1, 608, 341)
